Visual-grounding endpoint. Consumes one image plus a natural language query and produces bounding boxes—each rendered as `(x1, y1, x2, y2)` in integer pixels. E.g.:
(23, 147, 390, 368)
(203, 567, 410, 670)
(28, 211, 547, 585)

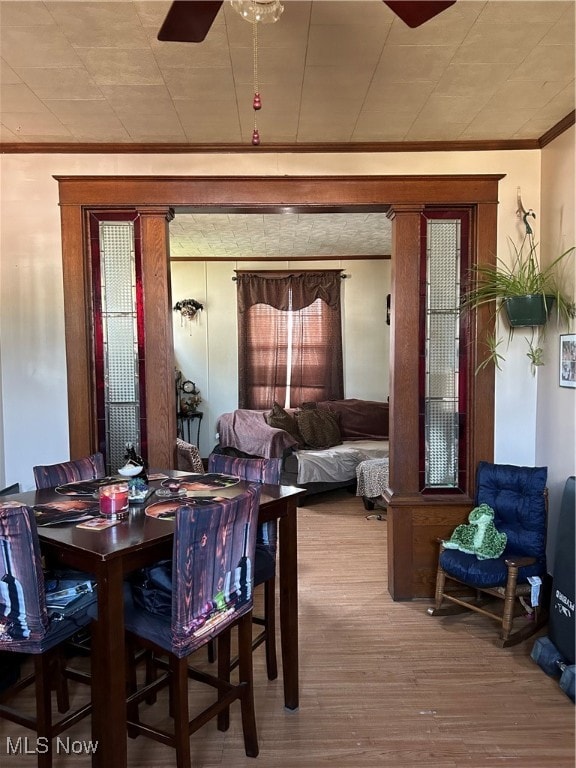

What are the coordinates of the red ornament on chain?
(253, 92, 262, 110)
(252, 128, 260, 145)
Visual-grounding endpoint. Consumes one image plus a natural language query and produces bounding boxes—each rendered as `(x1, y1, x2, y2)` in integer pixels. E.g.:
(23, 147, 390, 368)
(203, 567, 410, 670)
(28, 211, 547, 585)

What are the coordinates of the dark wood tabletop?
(4, 471, 304, 768)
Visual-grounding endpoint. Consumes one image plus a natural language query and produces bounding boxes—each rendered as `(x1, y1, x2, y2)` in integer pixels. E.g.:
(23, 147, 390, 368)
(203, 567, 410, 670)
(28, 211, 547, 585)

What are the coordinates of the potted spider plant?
(462, 220, 575, 371)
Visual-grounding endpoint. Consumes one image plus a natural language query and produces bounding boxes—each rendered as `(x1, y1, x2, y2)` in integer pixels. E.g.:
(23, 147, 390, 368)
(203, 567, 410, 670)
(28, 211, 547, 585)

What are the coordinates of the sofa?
(215, 399, 389, 500)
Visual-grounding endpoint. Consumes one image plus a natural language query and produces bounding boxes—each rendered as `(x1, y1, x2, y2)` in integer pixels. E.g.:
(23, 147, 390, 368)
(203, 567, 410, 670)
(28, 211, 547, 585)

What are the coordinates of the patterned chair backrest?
(33, 452, 106, 490)
(476, 461, 548, 564)
(170, 484, 261, 658)
(207, 454, 282, 485)
(0, 502, 49, 653)
(176, 439, 204, 474)
(207, 454, 282, 555)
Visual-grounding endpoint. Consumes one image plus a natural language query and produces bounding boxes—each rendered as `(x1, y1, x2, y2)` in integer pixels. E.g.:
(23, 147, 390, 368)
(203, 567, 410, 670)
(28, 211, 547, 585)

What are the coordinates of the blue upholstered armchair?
(428, 462, 548, 647)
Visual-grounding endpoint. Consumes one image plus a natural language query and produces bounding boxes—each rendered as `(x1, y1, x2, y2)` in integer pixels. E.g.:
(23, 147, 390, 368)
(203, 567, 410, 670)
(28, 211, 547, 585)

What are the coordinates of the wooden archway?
(56, 174, 502, 598)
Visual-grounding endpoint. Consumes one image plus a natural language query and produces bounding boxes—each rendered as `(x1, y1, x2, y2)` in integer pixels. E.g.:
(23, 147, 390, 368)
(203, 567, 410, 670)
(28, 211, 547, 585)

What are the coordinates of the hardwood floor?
(1, 489, 574, 767)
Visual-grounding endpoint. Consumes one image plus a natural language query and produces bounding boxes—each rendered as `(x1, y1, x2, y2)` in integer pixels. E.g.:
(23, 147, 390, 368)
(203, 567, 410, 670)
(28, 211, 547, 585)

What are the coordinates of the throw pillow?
(295, 403, 342, 449)
(266, 402, 303, 446)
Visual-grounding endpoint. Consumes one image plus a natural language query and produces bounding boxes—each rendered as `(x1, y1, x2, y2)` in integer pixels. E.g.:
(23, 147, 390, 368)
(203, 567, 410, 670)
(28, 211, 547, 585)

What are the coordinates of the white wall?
(171, 257, 390, 456)
(0, 149, 544, 489)
(537, 126, 576, 573)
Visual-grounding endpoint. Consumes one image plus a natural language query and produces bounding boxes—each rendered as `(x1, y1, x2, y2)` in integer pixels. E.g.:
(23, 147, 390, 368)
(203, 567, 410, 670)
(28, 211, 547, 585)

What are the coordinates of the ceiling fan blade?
(158, 1, 223, 42)
(383, 1, 456, 28)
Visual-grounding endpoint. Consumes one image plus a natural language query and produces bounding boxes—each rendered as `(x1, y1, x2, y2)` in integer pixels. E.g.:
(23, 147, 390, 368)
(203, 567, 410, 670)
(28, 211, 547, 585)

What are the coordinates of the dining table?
(3, 470, 304, 768)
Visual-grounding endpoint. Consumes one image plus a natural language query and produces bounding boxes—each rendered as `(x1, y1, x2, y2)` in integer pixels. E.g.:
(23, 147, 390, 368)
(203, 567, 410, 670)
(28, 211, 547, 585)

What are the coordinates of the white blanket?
(296, 440, 389, 484)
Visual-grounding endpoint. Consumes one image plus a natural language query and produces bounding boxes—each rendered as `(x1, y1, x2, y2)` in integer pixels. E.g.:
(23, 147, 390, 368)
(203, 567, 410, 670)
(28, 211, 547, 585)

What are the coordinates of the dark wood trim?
(54, 175, 504, 207)
(2, 139, 541, 154)
(56, 174, 501, 600)
(138, 208, 178, 470)
(539, 110, 575, 148)
(3, 110, 573, 154)
(170, 254, 392, 262)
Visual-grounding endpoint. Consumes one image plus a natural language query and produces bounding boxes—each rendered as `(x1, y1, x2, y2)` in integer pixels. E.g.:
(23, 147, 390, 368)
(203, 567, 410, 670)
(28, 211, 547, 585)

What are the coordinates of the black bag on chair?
(129, 560, 173, 617)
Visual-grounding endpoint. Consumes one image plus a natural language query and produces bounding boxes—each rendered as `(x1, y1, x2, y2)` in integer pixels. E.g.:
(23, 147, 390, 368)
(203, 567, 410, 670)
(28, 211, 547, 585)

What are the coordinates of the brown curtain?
(237, 271, 344, 409)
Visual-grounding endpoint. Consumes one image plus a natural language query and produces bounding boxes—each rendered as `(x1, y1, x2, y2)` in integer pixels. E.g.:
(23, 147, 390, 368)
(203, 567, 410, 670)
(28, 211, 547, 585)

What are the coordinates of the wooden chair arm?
(504, 555, 536, 569)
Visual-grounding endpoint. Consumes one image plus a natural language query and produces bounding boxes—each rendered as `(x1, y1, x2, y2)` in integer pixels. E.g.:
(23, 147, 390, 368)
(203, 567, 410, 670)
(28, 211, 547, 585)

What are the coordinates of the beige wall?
(537, 125, 576, 572)
(0, 148, 548, 490)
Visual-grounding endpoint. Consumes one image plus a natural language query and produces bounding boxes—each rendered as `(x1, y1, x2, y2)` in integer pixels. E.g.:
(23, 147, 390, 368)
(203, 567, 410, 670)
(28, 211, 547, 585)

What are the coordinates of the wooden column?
(386, 204, 423, 495)
(385, 204, 480, 601)
(138, 207, 177, 470)
(60, 204, 95, 460)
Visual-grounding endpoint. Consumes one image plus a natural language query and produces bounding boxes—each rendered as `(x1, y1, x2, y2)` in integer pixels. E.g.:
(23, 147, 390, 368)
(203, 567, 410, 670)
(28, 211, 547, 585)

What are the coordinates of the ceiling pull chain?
(252, 17, 261, 145)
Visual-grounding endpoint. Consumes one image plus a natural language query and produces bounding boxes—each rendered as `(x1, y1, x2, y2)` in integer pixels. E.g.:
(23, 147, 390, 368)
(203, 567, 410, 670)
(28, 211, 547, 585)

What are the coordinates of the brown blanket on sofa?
(216, 409, 299, 459)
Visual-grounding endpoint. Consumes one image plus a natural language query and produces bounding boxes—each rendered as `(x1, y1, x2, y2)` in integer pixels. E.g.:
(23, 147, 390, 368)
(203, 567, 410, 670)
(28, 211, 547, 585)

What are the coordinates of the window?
(236, 271, 344, 409)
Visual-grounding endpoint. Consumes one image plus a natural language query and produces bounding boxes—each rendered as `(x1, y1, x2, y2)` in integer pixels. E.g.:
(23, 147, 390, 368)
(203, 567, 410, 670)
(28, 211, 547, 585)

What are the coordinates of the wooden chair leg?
(433, 560, 447, 609)
(217, 628, 232, 732)
(35, 655, 54, 768)
(264, 578, 278, 680)
(172, 656, 191, 768)
(125, 639, 140, 738)
(54, 653, 70, 713)
(237, 613, 259, 758)
(501, 565, 520, 643)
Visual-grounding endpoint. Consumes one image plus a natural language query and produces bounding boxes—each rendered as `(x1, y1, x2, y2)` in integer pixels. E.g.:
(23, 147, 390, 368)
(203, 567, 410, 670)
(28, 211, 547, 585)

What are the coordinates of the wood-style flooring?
(1, 490, 574, 767)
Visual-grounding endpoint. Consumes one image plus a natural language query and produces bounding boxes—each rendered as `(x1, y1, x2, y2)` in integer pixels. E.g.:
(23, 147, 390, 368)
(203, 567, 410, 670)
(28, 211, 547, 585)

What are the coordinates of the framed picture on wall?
(559, 334, 576, 388)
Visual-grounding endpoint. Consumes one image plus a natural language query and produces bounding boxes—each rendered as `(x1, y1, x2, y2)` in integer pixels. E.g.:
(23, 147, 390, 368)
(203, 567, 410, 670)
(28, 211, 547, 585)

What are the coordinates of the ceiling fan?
(158, 1, 456, 43)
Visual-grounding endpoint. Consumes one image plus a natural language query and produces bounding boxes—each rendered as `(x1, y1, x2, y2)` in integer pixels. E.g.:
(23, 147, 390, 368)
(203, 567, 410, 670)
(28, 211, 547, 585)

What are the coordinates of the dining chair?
(176, 438, 204, 473)
(123, 486, 261, 768)
(0, 501, 93, 768)
(0, 482, 20, 496)
(428, 461, 549, 646)
(207, 452, 282, 680)
(33, 452, 106, 490)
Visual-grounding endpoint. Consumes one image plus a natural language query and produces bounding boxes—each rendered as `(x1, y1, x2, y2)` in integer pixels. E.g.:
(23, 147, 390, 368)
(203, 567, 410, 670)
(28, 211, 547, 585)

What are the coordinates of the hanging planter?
(504, 294, 556, 327)
(462, 204, 575, 371)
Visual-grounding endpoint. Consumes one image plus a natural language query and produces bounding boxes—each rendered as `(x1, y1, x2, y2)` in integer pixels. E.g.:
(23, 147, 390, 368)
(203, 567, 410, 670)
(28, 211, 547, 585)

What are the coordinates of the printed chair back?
(0, 502, 94, 768)
(208, 453, 281, 558)
(33, 452, 106, 490)
(207, 453, 282, 485)
(128, 486, 261, 658)
(0, 501, 48, 652)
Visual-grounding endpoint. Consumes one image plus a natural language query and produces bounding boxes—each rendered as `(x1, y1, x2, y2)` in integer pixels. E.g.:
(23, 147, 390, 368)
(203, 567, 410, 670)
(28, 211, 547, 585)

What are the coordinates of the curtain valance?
(236, 270, 342, 313)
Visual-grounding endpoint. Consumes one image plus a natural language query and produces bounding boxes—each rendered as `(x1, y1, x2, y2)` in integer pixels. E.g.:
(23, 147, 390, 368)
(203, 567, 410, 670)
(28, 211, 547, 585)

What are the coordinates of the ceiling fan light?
(230, 0, 284, 24)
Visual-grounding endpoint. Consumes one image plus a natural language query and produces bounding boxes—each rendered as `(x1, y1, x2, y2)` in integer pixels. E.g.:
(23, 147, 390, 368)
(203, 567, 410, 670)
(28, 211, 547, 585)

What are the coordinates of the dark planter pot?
(504, 294, 555, 327)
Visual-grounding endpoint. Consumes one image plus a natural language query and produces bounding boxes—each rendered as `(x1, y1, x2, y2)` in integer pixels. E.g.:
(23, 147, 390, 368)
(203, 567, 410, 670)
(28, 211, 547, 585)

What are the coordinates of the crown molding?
(0, 138, 540, 154)
(1, 111, 573, 154)
(539, 110, 575, 148)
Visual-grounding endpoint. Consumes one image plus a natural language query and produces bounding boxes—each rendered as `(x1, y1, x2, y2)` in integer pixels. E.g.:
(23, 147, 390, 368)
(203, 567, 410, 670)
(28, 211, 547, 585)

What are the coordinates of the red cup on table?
(99, 483, 129, 519)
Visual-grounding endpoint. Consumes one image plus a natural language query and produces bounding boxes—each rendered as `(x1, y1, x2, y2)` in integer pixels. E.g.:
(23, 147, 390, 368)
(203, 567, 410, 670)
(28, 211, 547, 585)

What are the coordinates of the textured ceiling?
(169, 211, 391, 258)
(0, 0, 574, 146)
